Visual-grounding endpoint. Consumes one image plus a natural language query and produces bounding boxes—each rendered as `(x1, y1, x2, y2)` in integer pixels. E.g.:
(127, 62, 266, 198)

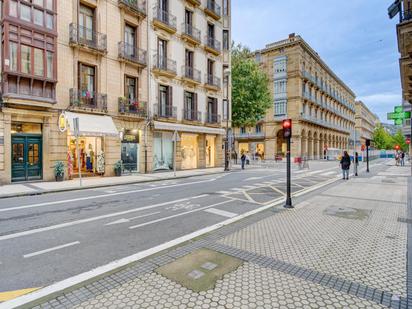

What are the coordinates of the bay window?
(21, 45, 31, 74)
(9, 42, 18, 72)
(34, 48, 44, 76)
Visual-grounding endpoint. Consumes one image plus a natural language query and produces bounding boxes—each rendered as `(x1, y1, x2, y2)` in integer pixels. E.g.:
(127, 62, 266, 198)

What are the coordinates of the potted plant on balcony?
(54, 161, 65, 182)
(114, 160, 123, 177)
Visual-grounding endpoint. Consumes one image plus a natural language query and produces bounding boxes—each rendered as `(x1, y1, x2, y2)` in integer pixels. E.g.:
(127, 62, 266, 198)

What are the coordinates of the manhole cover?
(323, 206, 370, 220)
(156, 248, 243, 292)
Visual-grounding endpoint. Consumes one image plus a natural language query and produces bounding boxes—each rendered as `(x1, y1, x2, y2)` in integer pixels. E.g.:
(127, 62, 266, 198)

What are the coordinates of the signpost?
(73, 117, 82, 186)
(172, 131, 180, 177)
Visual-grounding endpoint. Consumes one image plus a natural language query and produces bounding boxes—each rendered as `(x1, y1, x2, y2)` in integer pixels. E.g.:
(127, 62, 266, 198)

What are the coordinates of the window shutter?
(194, 92, 198, 111)
(168, 86, 173, 106)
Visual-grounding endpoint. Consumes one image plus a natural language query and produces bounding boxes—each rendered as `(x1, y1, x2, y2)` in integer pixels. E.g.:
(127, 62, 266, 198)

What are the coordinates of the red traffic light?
(395, 145, 400, 150)
(406, 138, 411, 145)
(282, 119, 292, 129)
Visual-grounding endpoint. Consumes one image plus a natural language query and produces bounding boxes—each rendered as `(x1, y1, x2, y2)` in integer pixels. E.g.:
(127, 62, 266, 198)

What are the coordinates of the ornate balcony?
(181, 23, 201, 46)
(69, 89, 107, 113)
(182, 66, 201, 85)
(152, 54, 177, 78)
(152, 7, 177, 34)
(154, 103, 177, 119)
(118, 42, 147, 67)
(183, 108, 202, 122)
(204, 36, 221, 56)
(205, 113, 221, 125)
(118, 0, 146, 18)
(205, 74, 221, 91)
(118, 98, 147, 118)
(69, 23, 107, 54)
(204, 0, 221, 20)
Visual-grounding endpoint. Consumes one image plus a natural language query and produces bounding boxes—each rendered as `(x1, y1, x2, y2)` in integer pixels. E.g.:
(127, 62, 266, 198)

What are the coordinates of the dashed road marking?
(23, 241, 80, 258)
(204, 208, 238, 218)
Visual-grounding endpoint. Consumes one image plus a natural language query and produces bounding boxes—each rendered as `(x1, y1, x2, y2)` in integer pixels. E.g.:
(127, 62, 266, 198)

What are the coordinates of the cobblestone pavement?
(31, 164, 409, 309)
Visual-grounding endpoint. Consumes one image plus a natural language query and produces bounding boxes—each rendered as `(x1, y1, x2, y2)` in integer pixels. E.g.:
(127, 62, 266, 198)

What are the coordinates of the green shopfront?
(11, 122, 42, 182)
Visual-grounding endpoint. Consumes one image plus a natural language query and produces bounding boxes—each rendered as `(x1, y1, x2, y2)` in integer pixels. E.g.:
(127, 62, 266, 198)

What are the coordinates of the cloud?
(357, 93, 402, 121)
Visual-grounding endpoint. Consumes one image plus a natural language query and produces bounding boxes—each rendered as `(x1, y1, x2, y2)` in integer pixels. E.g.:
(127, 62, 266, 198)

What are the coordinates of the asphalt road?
(0, 161, 360, 293)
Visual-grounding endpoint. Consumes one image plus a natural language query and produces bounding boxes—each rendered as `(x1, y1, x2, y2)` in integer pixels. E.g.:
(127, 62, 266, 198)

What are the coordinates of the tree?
(372, 125, 391, 149)
(231, 43, 272, 127)
(390, 130, 407, 151)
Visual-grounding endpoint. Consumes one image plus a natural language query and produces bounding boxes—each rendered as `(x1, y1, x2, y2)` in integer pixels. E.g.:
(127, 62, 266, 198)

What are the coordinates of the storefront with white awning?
(152, 121, 225, 171)
(65, 112, 120, 177)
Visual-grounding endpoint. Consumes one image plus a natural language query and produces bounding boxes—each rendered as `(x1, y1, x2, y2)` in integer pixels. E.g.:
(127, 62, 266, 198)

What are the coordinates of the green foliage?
(231, 43, 272, 127)
(54, 161, 65, 177)
(390, 130, 407, 151)
(373, 125, 407, 151)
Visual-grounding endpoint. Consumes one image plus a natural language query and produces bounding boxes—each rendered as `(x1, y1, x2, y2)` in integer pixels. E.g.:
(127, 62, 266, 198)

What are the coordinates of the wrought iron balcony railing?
(69, 89, 107, 112)
(206, 0, 221, 18)
(205, 36, 221, 53)
(69, 23, 107, 53)
(206, 113, 220, 124)
(205, 74, 221, 88)
(118, 0, 146, 16)
(153, 54, 177, 74)
(154, 103, 177, 119)
(181, 23, 201, 42)
(118, 42, 147, 66)
(182, 66, 201, 83)
(118, 97, 147, 117)
(183, 108, 201, 121)
(153, 6, 177, 30)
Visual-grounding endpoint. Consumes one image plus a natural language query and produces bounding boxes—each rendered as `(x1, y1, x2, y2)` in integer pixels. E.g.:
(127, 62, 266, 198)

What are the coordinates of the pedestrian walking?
(401, 151, 405, 166)
(241, 153, 246, 170)
(340, 151, 351, 180)
(395, 152, 400, 166)
(353, 152, 359, 176)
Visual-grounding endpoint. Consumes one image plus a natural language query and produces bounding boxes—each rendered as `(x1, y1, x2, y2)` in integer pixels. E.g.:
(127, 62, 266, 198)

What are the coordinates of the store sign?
(122, 130, 139, 143)
(387, 106, 411, 125)
(58, 112, 67, 132)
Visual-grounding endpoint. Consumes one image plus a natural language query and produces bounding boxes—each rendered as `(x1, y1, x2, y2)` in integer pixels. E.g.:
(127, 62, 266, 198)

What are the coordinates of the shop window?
(153, 132, 173, 171)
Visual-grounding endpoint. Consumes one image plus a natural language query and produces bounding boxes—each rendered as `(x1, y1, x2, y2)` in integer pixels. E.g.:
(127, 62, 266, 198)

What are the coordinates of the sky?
(232, 0, 401, 122)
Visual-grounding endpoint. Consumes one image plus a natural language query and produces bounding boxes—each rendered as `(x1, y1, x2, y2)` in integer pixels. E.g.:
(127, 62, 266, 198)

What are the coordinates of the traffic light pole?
(366, 145, 369, 173)
(284, 135, 293, 208)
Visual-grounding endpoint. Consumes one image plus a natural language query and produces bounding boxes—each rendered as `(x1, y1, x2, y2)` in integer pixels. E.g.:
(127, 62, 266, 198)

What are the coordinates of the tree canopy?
(231, 43, 272, 127)
(372, 125, 407, 151)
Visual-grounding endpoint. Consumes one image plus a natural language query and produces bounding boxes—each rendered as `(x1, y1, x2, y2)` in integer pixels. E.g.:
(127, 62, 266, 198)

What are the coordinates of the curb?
(0, 170, 231, 200)
(0, 175, 342, 309)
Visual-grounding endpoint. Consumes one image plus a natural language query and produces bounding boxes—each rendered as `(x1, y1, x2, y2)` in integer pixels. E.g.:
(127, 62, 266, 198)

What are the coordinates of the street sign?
(387, 106, 411, 125)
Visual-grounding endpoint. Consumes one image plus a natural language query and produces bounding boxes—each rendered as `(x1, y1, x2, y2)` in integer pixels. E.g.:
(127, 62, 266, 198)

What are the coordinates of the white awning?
(65, 112, 119, 137)
(153, 121, 225, 135)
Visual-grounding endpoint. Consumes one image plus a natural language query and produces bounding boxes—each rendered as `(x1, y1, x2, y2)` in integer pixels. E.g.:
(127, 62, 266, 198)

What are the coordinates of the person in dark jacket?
(340, 151, 351, 180)
(241, 153, 246, 170)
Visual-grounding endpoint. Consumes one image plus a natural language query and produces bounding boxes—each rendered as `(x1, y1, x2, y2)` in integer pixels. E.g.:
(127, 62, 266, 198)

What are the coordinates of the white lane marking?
(217, 191, 232, 195)
(242, 185, 257, 189)
(320, 171, 336, 176)
(204, 208, 238, 218)
(242, 191, 256, 203)
(268, 186, 287, 196)
(0, 195, 208, 242)
(0, 179, 215, 213)
(105, 212, 161, 226)
(230, 188, 244, 192)
(23, 241, 80, 258)
(129, 200, 232, 229)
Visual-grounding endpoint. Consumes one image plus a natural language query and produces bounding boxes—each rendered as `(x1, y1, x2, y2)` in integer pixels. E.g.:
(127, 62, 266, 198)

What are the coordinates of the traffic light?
(282, 119, 292, 139)
(365, 139, 371, 147)
(406, 138, 411, 145)
(395, 145, 400, 151)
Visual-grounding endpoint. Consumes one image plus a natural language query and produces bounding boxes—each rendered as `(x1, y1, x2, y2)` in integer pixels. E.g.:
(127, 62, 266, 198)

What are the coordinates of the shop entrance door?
(12, 135, 42, 182)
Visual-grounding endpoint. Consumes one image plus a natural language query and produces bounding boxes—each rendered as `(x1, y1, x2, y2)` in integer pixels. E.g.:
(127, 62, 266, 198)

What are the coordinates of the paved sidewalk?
(9, 163, 410, 308)
(0, 167, 227, 199)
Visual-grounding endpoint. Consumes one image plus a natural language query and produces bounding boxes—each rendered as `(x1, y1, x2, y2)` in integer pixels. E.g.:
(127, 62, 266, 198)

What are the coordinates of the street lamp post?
(224, 68, 231, 171)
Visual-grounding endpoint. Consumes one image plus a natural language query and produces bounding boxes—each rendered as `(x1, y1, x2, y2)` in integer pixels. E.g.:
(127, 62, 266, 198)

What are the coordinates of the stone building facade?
(354, 101, 380, 152)
(234, 34, 356, 160)
(0, 0, 231, 184)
